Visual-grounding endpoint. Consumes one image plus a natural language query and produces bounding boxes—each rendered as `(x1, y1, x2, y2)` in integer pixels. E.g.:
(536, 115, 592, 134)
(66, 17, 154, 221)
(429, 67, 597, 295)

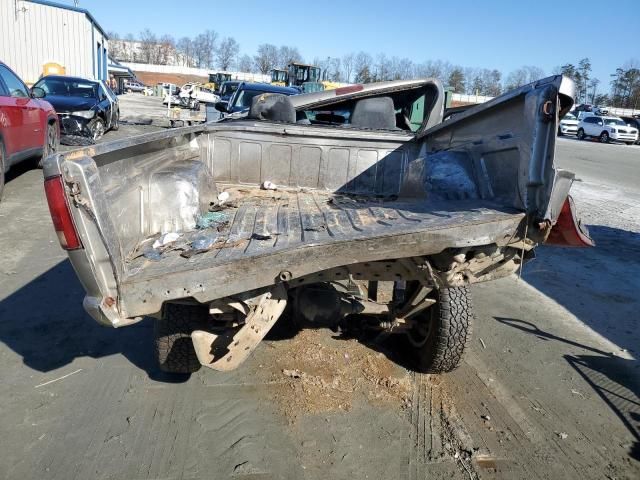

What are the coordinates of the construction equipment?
(271, 63, 350, 92)
(269, 63, 321, 88)
(270, 68, 288, 86)
(206, 72, 232, 92)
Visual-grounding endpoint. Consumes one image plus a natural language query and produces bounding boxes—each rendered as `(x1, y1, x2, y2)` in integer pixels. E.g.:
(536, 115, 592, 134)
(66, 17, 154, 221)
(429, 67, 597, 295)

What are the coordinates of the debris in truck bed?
(250, 233, 273, 241)
(152, 232, 181, 249)
(180, 237, 248, 258)
(196, 211, 230, 229)
(264, 329, 412, 423)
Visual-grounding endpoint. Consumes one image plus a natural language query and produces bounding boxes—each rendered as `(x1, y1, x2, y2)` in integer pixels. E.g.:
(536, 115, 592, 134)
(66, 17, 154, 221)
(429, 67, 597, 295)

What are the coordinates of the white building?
(0, 0, 110, 84)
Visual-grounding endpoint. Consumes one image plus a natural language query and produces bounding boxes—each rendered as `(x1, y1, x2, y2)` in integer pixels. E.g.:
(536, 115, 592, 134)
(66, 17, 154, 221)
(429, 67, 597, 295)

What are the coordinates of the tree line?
(108, 30, 640, 109)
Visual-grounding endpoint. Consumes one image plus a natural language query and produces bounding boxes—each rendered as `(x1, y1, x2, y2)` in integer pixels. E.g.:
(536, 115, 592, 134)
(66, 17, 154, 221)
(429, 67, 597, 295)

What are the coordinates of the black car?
(620, 116, 640, 145)
(216, 82, 299, 116)
(33, 75, 119, 142)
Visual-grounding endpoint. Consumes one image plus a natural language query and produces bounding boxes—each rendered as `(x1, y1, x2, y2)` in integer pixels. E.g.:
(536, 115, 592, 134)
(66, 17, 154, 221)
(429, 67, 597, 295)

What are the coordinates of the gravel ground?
(0, 130, 637, 479)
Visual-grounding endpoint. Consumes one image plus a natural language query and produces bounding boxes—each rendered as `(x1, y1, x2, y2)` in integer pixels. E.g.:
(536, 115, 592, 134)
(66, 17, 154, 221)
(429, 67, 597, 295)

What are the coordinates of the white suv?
(577, 115, 639, 145)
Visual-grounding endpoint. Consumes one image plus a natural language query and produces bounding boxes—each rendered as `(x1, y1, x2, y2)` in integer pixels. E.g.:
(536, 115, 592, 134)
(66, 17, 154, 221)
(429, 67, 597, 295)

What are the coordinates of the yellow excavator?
(205, 72, 232, 92)
(270, 68, 288, 87)
(270, 63, 349, 92)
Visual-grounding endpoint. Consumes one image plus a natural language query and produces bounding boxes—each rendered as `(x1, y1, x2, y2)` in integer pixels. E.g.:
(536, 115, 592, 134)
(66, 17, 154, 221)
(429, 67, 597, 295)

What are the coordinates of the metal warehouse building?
(0, 0, 109, 85)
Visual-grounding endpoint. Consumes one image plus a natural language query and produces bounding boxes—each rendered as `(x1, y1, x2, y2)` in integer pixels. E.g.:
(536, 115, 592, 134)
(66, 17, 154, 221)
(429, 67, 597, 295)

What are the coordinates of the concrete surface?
(0, 127, 638, 479)
(117, 92, 176, 127)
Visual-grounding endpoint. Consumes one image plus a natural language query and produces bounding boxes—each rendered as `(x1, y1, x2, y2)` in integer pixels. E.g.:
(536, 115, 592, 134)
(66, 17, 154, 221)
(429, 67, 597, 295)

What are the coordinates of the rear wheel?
(154, 303, 208, 373)
(401, 285, 474, 373)
(36, 122, 58, 168)
(576, 128, 585, 140)
(599, 131, 610, 143)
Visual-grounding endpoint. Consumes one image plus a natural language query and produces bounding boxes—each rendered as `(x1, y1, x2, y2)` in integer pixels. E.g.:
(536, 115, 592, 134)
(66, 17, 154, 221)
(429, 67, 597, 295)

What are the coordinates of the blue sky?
(79, 0, 637, 88)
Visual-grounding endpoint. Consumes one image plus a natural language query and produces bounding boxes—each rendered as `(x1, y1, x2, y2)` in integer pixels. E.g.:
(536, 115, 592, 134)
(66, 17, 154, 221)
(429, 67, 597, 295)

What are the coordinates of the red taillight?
(44, 175, 82, 250)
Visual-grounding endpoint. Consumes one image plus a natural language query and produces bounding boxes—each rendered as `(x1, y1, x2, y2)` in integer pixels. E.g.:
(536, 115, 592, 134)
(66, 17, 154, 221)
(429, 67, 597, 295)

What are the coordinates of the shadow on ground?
(523, 225, 640, 354)
(495, 316, 640, 461)
(0, 259, 189, 383)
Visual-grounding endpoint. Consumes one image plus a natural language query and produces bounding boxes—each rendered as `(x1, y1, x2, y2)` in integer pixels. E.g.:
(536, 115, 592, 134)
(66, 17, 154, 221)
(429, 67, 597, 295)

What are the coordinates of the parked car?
(577, 114, 639, 144)
(178, 83, 219, 109)
(0, 61, 59, 200)
(43, 75, 592, 375)
(33, 75, 119, 143)
(558, 112, 579, 135)
(123, 81, 146, 93)
(216, 82, 299, 116)
(620, 116, 640, 145)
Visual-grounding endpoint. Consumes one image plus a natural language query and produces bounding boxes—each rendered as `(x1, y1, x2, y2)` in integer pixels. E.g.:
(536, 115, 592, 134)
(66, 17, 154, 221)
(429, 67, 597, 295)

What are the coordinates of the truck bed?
(122, 186, 524, 310)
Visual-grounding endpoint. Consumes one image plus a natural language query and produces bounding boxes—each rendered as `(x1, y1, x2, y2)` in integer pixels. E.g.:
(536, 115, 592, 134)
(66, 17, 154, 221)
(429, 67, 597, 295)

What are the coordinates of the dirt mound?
(263, 329, 412, 422)
(133, 71, 208, 87)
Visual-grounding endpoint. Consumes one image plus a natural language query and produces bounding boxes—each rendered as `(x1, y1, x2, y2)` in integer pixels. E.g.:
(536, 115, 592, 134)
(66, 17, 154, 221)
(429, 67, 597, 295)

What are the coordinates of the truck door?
(0, 64, 42, 154)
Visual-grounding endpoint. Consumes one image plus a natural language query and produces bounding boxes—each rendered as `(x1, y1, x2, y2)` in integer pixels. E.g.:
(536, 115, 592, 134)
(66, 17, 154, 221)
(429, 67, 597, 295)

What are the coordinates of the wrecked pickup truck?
(43, 75, 592, 374)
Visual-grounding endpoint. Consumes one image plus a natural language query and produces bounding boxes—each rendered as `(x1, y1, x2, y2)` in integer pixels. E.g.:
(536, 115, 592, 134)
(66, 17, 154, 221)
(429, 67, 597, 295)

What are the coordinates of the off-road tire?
(154, 303, 208, 373)
(410, 287, 474, 374)
(577, 128, 585, 140)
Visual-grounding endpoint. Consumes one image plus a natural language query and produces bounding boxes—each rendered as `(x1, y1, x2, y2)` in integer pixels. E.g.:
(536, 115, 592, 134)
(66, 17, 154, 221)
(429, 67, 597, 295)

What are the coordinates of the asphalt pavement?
(556, 136, 639, 192)
(0, 126, 638, 479)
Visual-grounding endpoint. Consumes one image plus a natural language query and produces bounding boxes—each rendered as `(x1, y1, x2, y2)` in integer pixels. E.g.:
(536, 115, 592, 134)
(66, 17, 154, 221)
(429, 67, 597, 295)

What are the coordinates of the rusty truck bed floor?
(124, 187, 524, 283)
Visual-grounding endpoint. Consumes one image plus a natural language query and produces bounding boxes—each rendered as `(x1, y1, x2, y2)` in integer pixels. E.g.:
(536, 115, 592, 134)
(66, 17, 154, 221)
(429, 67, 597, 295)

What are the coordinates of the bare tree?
(158, 34, 175, 66)
(107, 31, 123, 61)
(414, 60, 453, 81)
(375, 53, 390, 81)
(482, 69, 502, 96)
(194, 30, 218, 68)
(278, 46, 302, 69)
(176, 37, 195, 67)
(342, 53, 355, 83)
(389, 57, 413, 80)
(354, 51, 373, 83)
(122, 33, 135, 62)
(139, 29, 157, 64)
(254, 44, 279, 74)
(504, 65, 544, 90)
(464, 67, 482, 94)
(216, 37, 239, 70)
(237, 54, 254, 73)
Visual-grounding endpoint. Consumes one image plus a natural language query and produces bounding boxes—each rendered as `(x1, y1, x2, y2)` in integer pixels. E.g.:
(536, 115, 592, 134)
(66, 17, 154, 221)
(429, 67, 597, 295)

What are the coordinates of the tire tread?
(154, 303, 207, 373)
(419, 287, 474, 374)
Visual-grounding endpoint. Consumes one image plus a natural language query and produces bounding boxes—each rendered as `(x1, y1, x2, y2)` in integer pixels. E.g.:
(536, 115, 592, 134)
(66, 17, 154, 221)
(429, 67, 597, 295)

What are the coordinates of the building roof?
(26, 0, 109, 39)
